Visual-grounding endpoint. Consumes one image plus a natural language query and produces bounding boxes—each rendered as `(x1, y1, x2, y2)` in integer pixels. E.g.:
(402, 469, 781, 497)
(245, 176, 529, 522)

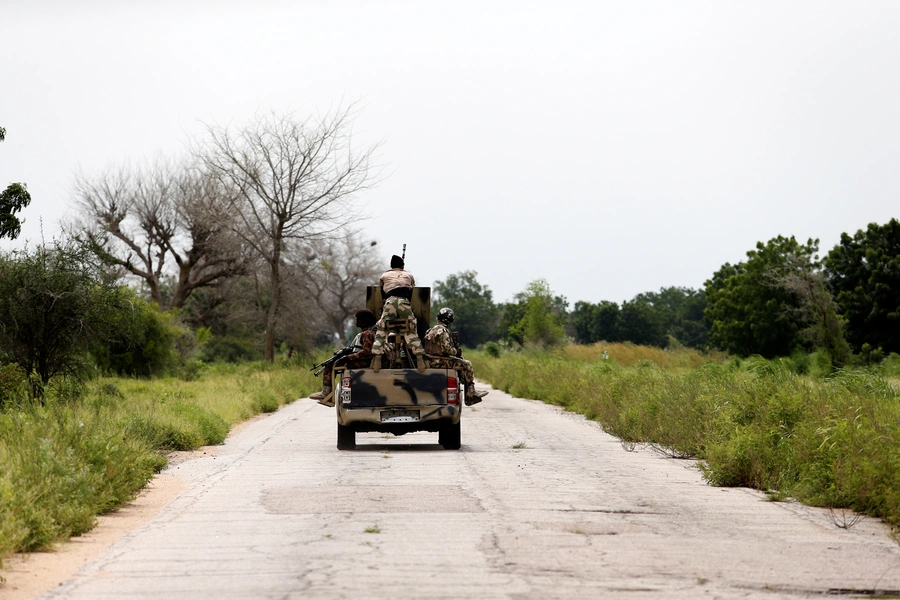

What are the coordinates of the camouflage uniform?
(371, 268, 424, 357)
(424, 322, 475, 385)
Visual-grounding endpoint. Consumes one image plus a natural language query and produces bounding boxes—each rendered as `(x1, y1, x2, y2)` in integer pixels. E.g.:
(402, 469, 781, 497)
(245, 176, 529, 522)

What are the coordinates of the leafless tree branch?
(196, 105, 383, 361)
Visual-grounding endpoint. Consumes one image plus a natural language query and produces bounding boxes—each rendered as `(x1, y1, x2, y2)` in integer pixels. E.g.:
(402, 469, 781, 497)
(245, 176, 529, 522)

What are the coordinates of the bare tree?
(302, 232, 383, 341)
(197, 107, 381, 361)
(70, 158, 247, 310)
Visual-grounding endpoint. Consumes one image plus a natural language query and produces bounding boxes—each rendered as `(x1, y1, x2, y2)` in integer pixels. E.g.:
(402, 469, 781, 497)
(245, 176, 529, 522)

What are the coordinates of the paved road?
(44, 385, 900, 599)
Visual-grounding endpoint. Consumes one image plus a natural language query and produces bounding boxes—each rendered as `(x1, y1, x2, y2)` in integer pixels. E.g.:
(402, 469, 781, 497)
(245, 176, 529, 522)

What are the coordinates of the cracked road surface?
(43, 385, 900, 599)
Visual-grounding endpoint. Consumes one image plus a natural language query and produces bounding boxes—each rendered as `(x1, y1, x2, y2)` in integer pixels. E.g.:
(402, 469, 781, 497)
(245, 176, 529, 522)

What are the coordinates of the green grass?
(469, 346, 900, 528)
(0, 358, 321, 563)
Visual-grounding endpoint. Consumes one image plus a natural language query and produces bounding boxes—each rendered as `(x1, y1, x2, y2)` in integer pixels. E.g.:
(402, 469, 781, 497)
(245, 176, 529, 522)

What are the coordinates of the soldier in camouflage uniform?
(424, 307, 488, 406)
(371, 255, 426, 373)
(310, 309, 378, 406)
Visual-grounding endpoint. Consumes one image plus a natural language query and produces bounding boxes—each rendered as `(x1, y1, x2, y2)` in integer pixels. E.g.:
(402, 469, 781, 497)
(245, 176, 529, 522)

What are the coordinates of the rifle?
(311, 346, 362, 376)
(451, 331, 462, 358)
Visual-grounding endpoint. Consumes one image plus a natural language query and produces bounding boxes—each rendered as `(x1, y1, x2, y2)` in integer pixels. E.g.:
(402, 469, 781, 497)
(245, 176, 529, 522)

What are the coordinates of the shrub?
(0, 363, 27, 409)
(92, 292, 177, 377)
(483, 342, 501, 358)
(0, 240, 128, 397)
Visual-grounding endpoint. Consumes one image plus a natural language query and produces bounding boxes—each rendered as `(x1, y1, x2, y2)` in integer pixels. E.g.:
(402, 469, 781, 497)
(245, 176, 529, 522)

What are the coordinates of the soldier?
(310, 309, 378, 406)
(424, 307, 489, 406)
(371, 255, 426, 373)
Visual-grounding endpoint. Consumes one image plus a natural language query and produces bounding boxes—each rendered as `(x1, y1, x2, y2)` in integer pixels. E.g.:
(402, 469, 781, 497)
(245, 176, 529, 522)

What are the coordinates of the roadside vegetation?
(470, 344, 900, 528)
(0, 361, 320, 564)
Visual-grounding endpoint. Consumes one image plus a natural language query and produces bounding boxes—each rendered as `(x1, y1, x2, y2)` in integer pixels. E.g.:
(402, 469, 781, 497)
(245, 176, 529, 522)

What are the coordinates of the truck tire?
(439, 422, 461, 450)
(337, 423, 356, 450)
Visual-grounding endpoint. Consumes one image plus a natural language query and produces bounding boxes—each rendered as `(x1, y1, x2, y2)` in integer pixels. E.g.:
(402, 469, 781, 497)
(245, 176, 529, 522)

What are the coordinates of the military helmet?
(437, 307, 454, 324)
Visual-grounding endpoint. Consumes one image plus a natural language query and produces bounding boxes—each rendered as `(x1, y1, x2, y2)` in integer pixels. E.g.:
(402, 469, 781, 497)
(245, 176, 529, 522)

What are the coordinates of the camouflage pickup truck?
(332, 286, 469, 450)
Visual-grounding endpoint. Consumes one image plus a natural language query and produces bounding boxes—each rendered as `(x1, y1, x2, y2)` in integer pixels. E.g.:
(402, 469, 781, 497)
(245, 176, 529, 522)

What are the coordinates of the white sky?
(2, 1, 898, 306)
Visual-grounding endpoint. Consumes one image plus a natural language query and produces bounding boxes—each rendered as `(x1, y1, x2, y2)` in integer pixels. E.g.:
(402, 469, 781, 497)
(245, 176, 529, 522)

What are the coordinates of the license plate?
(380, 410, 420, 423)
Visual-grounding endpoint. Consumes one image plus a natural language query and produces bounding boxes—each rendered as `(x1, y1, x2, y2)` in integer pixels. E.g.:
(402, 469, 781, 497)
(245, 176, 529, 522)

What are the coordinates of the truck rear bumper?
(337, 404, 460, 433)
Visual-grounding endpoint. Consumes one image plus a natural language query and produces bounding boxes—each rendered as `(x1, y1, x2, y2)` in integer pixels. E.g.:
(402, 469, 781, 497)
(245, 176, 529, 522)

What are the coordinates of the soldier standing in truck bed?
(371, 255, 426, 373)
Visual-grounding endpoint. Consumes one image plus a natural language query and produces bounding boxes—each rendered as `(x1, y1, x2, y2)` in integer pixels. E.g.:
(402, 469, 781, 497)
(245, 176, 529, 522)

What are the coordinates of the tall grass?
(0, 359, 320, 563)
(470, 347, 900, 527)
(562, 341, 722, 370)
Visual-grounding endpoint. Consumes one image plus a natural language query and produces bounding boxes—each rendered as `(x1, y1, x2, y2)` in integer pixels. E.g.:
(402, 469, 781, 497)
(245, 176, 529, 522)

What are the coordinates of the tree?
(198, 107, 380, 361)
(432, 270, 500, 347)
(0, 239, 126, 397)
(705, 236, 818, 357)
(497, 301, 527, 345)
(571, 288, 708, 349)
(768, 253, 850, 366)
(302, 232, 383, 342)
(617, 299, 664, 347)
(666, 288, 709, 348)
(824, 219, 900, 354)
(0, 126, 32, 241)
(507, 279, 568, 347)
(182, 273, 267, 362)
(71, 159, 247, 310)
(571, 300, 619, 344)
(629, 287, 709, 348)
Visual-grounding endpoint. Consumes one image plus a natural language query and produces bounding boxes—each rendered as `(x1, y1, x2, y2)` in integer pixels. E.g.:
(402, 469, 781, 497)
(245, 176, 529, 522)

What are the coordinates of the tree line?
(432, 219, 900, 368)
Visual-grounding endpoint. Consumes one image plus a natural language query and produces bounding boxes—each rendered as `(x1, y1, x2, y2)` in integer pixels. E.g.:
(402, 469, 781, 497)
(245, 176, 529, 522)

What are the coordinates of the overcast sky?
(2, 1, 898, 306)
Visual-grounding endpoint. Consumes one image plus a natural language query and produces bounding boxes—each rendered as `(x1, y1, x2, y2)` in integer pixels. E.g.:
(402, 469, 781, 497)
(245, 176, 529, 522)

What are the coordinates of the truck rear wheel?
(337, 423, 356, 450)
(439, 422, 461, 450)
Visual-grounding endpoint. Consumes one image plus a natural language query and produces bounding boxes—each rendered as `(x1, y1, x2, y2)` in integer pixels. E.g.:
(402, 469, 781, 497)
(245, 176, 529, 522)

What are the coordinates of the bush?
(483, 342, 501, 358)
(0, 240, 127, 397)
(200, 335, 262, 363)
(92, 292, 178, 377)
(879, 352, 900, 378)
(0, 363, 27, 409)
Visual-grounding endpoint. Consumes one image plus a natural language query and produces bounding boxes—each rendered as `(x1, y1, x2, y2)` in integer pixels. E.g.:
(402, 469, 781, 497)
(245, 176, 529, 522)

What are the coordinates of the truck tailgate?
(344, 368, 450, 407)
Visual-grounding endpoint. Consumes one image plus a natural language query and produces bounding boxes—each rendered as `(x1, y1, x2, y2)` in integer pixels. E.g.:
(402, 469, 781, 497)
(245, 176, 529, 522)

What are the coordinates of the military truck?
(330, 285, 470, 451)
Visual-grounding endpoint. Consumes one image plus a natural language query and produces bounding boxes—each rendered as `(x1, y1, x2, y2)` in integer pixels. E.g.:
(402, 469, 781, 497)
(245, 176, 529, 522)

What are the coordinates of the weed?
(512, 442, 529, 449)
(364, 526, 381, 534)
(830, 507, 864, 529)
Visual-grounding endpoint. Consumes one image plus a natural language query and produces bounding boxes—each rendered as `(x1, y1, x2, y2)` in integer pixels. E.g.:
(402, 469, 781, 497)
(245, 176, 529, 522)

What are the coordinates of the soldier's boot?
(464, 384, 487, 406)
(416, 355, 426, 373)
(310, 386, 333, 406)
(371, 355, 381, 372)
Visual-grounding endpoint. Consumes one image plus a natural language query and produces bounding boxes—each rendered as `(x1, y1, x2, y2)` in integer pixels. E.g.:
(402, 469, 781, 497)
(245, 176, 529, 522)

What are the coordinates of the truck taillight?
(340, 375, 352, 404)
(447, 376, 459, 404)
